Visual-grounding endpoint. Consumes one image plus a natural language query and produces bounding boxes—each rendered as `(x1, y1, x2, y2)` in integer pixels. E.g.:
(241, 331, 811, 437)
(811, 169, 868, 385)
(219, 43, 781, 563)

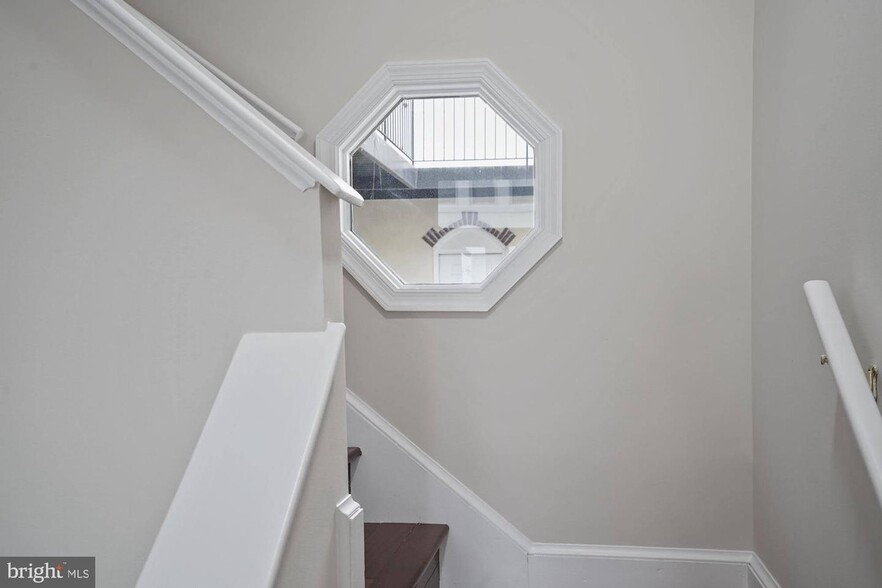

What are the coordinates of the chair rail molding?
(316, 59, 562, 312)
(69, 0, 363, 206)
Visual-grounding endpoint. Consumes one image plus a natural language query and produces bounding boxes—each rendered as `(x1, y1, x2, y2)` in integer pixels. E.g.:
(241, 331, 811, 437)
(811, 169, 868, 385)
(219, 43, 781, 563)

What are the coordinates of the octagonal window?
(317, 60, 561, 311)
(350, 96, 535, 285)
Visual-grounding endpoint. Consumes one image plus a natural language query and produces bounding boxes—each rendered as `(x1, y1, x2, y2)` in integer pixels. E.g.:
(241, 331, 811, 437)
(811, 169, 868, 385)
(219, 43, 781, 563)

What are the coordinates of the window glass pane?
(350, 96, 535, 285)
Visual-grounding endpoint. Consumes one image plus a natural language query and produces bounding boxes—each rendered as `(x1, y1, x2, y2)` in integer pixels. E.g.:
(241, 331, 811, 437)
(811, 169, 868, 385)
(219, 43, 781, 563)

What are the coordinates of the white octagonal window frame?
(316, 59, 562, 312)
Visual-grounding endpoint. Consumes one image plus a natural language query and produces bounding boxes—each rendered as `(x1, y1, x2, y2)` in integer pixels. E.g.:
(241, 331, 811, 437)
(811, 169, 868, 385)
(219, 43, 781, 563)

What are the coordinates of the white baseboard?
(748, 552, 782, 588)
(530, 541, 753, 563)
(346, 391, 530, 587)
(346, 391, 532, 551)
(347, 390, 780, 588)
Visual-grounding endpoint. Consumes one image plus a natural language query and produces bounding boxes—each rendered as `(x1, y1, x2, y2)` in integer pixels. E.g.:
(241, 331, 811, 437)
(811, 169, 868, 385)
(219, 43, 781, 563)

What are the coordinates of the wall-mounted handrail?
(136, 324, 346, 588)
(167, 35, 305, 144)
(804, 280, 882, 507)
(70, 0, 363, 206)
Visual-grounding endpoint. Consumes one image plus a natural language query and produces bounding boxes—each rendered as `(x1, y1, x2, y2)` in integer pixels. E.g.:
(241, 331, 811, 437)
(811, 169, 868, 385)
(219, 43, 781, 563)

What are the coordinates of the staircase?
(69, 3, 441, 585)
(348, 447, 449, 588)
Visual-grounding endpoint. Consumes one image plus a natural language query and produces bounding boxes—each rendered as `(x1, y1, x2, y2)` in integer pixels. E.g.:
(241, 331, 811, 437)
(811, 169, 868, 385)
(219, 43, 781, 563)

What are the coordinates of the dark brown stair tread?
(364, 523, 449, 588)
(348, 446, 362, 464)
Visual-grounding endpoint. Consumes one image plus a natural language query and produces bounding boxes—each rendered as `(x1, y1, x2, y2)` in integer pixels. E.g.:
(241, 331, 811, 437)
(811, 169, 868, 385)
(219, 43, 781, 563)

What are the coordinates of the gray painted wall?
(0, 2, 333, 585)
(129, 0, 754, 549)
(752, 1, 882, 586)
(341, 1, 755, 548)
(6, 1, 882, 585)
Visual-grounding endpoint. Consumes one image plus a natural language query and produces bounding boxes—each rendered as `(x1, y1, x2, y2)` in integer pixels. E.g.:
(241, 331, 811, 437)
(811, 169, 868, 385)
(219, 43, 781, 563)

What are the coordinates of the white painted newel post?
(336, 495, 365, 588)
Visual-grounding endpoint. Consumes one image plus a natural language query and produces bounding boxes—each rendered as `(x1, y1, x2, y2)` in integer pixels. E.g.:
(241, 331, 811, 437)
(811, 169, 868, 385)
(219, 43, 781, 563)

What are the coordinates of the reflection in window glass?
(350, 96, 535, 285)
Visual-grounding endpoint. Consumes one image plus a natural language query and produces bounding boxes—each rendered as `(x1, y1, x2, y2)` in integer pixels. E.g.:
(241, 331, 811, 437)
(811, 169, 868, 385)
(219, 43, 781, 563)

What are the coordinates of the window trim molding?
(316, 59, 562, 312)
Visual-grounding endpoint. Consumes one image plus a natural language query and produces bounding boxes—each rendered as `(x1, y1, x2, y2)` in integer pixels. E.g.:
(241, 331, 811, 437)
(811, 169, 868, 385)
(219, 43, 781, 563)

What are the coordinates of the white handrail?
(804, 280, 882, 507)
(169, 36, 305, 143)
(70, 0, 363, 206)
(136, 324, 345, 588)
